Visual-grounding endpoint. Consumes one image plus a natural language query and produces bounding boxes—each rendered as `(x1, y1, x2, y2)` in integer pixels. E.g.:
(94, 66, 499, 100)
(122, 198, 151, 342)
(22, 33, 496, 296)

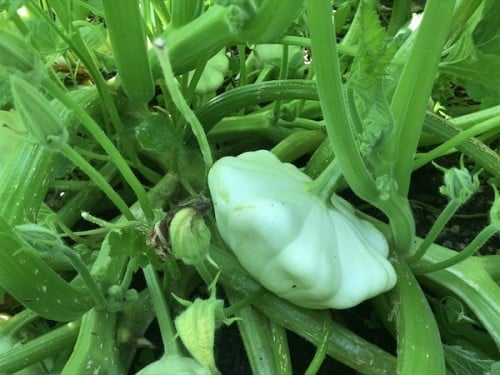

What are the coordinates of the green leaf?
(346, 1, 396, 164)
(134, 113, 180, 153)
(0, 217, 93, 321)
(25, 18, 67, 54)
(472, 0, 500, 56)
(439, 0, 500, 105)
(108, 227, 150, 267)
(444, 345, 500, 375)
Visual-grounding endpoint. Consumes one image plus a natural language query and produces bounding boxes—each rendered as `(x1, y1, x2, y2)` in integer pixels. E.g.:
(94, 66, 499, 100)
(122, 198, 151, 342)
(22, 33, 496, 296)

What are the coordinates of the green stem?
(305, 314, 334, 375)
(0, 310, 38, 336)
(224, 288, 290, 375)
(211, 245, 397, 374)
(0, 143, 57, 225)
(389, 250, 446, 374)
(238, 44, 248, 86)
(61, 247, 107, 310)
(414, 115, 500, 171)
(409, 199, 462, 263)
(305, 0, 415, 250)
(143, 264, 180, 356)
(223, 288, 267, 317)
(56, 142, 134, 220)
(305, 0, 377, 199)
(477, 255, 500, 280)
(413, 224, 498, 274)
(386, 0, 456, 196)
(44, 80, 155, 223)
(272, 44, 289, 122)
(271, 130, 325, 163)
(154, 38, 213, 172)
(386, 0, 411, 36)
(0, 320, 81, 374)
(308, 158, 342, 202)
(194, 262, 215, 287)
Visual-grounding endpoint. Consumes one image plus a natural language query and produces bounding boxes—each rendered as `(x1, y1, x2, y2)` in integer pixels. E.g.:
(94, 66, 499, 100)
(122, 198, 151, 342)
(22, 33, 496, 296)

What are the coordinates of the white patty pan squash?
(208, 150, 397, 309)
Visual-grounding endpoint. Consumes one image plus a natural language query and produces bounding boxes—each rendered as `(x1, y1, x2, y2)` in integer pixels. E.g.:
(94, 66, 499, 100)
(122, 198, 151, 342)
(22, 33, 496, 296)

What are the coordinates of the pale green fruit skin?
(135, 355, 208, 375)
(208, 150, 397, 309)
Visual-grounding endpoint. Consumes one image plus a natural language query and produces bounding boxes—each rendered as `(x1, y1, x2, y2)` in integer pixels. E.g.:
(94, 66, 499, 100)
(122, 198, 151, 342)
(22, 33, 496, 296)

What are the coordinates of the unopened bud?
(0, 29, 36, 73)
(169, 207, 211, 265)
(435, 161, 480, 204)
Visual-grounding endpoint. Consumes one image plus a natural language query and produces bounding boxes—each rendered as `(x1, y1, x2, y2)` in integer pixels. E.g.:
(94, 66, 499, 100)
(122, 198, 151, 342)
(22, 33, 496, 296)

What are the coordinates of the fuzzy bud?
(436, 161, 480, 204)
(169, 208, 211, 265)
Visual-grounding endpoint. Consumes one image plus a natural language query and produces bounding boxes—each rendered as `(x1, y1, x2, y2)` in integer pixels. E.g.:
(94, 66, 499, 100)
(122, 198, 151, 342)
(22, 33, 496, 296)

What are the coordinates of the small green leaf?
(444, 345, 499, 375)
(108, 227, 150, 267)
(134, 114, 179, 153)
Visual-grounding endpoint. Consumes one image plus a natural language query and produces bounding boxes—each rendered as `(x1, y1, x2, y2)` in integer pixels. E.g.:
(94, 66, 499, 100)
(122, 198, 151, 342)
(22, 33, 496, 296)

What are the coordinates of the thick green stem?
(387, 0, 411, 36)
(389, 250, 446, 374)
(478, 255, 500, 280)
(0, 320, 81, 374)
(305, 0, 415, 250)
(386, 0, 456, 195)
(224, 288, 291, 375)
(211, 245, 397, 374)
(306, 0, 377, 200)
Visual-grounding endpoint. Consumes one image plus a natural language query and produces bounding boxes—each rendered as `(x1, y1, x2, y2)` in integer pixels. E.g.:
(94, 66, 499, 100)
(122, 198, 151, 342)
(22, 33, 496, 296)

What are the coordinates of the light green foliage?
(10, 76, 68, 149)
(1, 0, 500, 373)
(134, 113, 180, 153)
(444, 345, 500, 375)
(215, 0, 258, 34)
(440, 0, 500, 106)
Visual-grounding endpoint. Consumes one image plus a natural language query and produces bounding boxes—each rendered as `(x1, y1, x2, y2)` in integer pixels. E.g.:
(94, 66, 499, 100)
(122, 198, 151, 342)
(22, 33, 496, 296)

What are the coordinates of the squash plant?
(0, 0, 499, 374)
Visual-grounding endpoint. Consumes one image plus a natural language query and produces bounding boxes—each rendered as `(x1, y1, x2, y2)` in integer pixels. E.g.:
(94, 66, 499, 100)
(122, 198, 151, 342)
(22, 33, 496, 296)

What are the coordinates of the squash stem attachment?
(307, 158, 343, 203)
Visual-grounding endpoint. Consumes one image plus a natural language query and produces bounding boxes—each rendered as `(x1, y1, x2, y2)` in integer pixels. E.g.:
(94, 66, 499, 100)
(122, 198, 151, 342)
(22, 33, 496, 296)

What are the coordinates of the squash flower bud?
(0, 29, 36, 73)
(208, 150, 397, 309)
(169, 207, 211, 265)
(435, 161, 479, 204)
